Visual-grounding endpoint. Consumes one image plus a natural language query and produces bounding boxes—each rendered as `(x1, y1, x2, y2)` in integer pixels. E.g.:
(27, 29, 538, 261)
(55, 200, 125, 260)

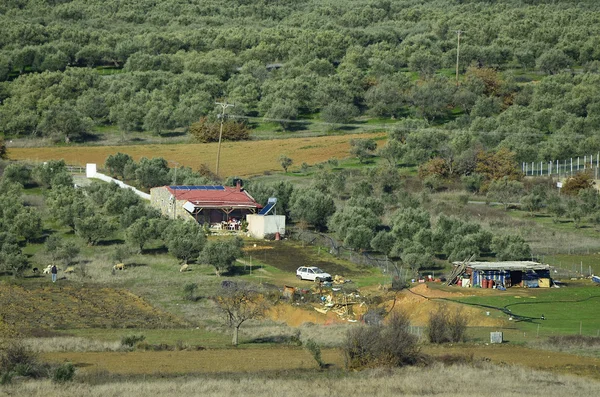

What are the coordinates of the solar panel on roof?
(258, 202, 275, 215)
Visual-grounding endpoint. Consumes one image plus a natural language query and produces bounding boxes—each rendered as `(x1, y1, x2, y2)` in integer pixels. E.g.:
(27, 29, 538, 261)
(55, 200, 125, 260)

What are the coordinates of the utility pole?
(215, 101, 234, 177)
(455, 30, 465, 86)
(169, 160, 179, 220)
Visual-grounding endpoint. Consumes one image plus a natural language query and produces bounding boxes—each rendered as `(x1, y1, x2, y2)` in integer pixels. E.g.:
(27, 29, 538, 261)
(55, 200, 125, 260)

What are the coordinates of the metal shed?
(452, 261, 552, 288)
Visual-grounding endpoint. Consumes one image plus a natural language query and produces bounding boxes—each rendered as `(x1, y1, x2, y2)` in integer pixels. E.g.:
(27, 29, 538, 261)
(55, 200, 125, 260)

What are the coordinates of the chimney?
(236, 179, 241, 191)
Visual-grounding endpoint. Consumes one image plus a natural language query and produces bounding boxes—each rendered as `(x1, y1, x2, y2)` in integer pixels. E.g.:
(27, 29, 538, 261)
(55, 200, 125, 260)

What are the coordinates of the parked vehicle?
(296, 266, 332, 282)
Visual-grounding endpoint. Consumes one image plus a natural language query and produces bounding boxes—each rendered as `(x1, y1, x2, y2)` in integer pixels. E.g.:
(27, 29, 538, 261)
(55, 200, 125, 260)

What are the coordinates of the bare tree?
(214, 283, 271, 346)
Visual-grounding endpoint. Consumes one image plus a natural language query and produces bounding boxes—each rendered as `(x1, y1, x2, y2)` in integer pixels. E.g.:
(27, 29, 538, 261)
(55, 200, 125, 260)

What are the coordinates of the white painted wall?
(85, 163, 151, 200)
(246, 214, 286, 239)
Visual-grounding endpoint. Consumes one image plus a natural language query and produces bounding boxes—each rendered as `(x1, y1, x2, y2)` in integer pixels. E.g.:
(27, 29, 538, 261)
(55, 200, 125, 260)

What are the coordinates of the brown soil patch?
(409, 283, 462, 299)
(42, 347, 344, 374)
(268, 304, 347, 327)
(0, 284, 186, 336)
(266, 283, 505, 328)
(395, 284, 505, 327)
(41, 345, 600, 380)
(7, 133, 385, 178)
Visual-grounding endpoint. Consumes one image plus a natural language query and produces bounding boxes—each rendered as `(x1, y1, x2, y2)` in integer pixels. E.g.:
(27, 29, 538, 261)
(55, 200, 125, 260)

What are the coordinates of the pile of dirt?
(268, 303, 345, 327)
(395, 285, 505, 327)
(267, 284, 506, 328)
(0, 285, 186, 335)
(408, 283, 463, 299)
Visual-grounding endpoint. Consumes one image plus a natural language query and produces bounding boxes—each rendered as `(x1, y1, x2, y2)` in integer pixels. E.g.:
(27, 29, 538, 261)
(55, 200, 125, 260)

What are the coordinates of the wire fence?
(523, 153, 600, 178)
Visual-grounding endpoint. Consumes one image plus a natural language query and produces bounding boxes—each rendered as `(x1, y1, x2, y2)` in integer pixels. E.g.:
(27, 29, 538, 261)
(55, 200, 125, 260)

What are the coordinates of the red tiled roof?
(165, 186, 261, 208)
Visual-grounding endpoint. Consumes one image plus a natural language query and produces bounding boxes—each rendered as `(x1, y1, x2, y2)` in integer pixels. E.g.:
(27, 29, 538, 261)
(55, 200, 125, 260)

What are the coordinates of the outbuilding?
(451, 261, 552, 288)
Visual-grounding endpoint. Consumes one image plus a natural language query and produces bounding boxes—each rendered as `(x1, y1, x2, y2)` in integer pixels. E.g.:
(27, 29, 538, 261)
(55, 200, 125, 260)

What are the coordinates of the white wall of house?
(86, 163, 151, 200)
(246, 214, 286, 239)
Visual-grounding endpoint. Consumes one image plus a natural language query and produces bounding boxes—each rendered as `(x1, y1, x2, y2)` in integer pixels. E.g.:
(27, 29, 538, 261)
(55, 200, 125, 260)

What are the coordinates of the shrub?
(418, 157, 449, 179)
(562, 172, 594, 196)
(0, 137, 6, 159)
(343, 311, 421, 369)
(183, 283, 199, 301)
(189, 117, 250, 143)
(427, 306, 467, 344)
(121, 334, 146, 348)
(52, 362, 75, 383)
(304, 339, 324, 369)
(0, 340, 46, 381)
(0, 371, 13, 385)
(0, 341, 39, 374)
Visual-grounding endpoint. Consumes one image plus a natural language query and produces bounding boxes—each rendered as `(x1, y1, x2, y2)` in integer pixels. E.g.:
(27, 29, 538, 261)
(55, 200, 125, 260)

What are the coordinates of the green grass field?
(450, 286, 600, 337)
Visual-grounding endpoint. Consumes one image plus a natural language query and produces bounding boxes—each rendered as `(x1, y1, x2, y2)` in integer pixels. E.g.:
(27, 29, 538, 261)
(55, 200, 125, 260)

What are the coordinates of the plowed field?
(41, 344, 600, 380)
(0, 285, 186, 336)
(7, 133, 385, 177)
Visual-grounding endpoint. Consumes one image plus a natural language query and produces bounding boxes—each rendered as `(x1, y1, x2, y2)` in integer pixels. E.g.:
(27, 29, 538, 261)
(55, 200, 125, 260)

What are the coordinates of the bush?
(304, 339, 324, 369)
(52, 362, 75, 383)
(0, 341, 38, 374)
(0, 341, 46, 381)
(343, 311, 421, 369)
(427, 306, 467, 344)
(189, 117, 250, 143)
(0, 137, 6, 159)
(562, 172, 594, 196)
(183, 283, 198, 301)
(121, 334, 146, 348)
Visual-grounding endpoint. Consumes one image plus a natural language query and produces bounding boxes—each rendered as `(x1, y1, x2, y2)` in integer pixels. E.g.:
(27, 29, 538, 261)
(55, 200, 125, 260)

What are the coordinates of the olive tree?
(199, 237, 244, 276)
(214, 282, 270, 346)
(289, 188, 336, 231)
(163, 220, 206, 264)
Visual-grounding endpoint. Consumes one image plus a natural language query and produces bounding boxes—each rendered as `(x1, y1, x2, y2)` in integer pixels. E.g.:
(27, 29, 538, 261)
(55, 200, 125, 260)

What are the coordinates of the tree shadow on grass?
(248, 335, 300, 344)
(159, 131, 187, 138)
(96, 239, 125, 246)
(142, 246, 169, 255)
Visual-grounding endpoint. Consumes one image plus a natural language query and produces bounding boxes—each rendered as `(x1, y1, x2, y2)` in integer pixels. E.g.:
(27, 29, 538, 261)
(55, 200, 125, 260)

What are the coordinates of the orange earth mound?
(267, 284, 505, 328)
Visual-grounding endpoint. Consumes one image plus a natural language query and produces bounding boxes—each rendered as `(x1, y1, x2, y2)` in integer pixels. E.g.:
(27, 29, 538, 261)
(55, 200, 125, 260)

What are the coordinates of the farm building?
(450, 261, 552, 289)
(150, 183, 261, 226)
(150, 184, 286, 238)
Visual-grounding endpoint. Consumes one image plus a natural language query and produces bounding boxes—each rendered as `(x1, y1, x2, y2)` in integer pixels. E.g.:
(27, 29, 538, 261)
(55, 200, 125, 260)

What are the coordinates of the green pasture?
(544, 254, 600, 276)
(450, 286, 600, 337)
(58, 328, 232, 348)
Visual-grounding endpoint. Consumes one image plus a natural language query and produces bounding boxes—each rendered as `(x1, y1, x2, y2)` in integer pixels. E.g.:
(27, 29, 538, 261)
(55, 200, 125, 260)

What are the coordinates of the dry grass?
(529, 335, 600, 359)
(7, 133, 385, 178)
(4, 363, 599, 397)
(21, 337, 122, 353)
(239, 321, 353, 347)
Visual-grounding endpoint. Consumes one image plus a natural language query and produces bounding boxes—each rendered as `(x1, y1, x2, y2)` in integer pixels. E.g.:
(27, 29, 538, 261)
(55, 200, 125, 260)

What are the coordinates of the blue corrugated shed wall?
(475, 270, 511, 287)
